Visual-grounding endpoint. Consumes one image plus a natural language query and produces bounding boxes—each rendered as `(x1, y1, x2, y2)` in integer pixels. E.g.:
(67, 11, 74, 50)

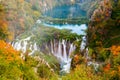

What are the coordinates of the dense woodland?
(0, 0, 120, 80)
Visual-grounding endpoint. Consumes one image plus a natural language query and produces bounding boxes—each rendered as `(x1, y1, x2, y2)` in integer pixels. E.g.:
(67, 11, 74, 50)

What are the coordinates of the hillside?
(87, 0, 120, 79)
(0, 0, 120, 80)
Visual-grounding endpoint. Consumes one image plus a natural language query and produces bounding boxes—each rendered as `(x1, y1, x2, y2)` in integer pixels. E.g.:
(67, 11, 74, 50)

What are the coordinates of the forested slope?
(87, 0, 120, 79)
(1, 0, 120, 80)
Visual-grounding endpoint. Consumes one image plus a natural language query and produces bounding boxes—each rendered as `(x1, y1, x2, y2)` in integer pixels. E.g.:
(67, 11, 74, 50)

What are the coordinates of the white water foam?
(50, 39, 75, 73)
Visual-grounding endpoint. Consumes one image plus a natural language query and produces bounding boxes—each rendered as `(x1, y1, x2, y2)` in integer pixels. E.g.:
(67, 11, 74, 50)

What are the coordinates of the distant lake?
(43, 4, 87, 19)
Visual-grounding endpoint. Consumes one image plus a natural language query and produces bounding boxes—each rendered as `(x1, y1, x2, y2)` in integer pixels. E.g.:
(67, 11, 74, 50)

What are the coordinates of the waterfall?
(12, 36, 38, 56)
(50, 39, 76, 73)
(57, 40, 62, 60)
(80, 36, 100, 71)
(62, 40, 67, 61)
(80, 36, 86, 51)
(12, 36, 76, 73)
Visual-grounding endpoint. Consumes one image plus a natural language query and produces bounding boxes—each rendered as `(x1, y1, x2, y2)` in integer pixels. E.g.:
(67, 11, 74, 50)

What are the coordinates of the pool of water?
(43, 23, 87, 35)
(43, 4, 86, 19)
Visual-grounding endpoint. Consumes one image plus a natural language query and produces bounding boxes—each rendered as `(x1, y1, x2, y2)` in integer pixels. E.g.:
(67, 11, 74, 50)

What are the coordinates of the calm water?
(42, 4, 87, 31)
(43, 23, 87, 35)
(43, 4, 86, 19)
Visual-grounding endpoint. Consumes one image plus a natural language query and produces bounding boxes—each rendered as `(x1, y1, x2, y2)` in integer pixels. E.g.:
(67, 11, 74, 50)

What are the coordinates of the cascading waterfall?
(11, 27, 87, 74)
(12, 37, 76, 73)
(12, 37, 38, 56)
(80, 36, 86, 51)
(50, 39, 76, 73)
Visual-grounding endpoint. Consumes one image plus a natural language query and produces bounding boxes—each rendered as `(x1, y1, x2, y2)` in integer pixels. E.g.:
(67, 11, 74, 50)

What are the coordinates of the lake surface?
(43, 4, 86, 19)
(42, 3, 87, 34)
(43, 23, 87, 35)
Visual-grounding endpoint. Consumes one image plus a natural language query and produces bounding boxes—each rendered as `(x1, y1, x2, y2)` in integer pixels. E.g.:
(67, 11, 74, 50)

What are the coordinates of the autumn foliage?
(103, 63, 111, 72)
(0, 40, 20, 62)
(0, 40, 41, 79)
(74, 54, 80, 63)
(0, 4, 9, 40)
(110, 45, 120, 56)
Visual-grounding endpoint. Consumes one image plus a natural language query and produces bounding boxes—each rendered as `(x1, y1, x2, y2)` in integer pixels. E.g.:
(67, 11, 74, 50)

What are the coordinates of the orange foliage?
(110, 45, 120, 56)
(103, 63, 111, 72)
(74, 54, 80, 63)
(110, 70, 116, 76)
(0, 40, 20, 62)
(118, 66, 120, 72)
